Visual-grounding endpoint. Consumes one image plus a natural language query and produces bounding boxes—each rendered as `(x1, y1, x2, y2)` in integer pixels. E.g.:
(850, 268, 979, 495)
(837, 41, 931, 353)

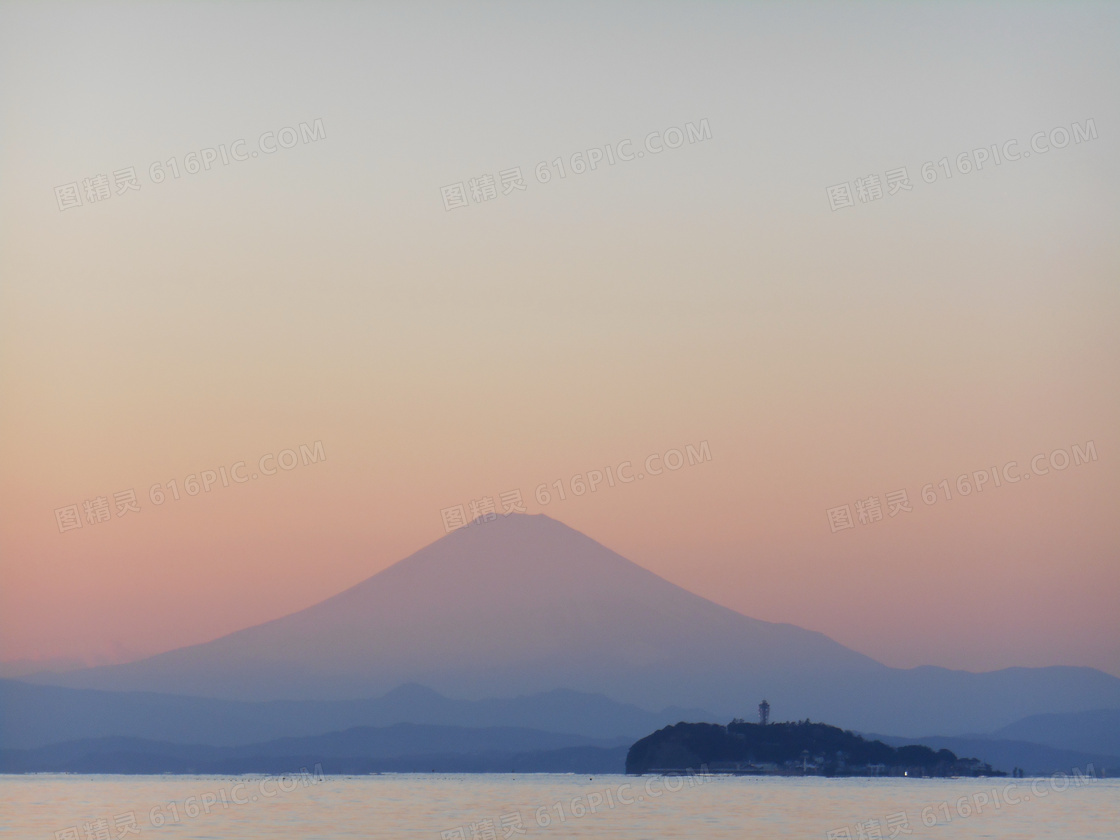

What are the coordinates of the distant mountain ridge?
(0, 723, 630, 774)
(0, 679, 714, 750)
(991, 708, 1120, 757)
(26, 514, 1120, 735)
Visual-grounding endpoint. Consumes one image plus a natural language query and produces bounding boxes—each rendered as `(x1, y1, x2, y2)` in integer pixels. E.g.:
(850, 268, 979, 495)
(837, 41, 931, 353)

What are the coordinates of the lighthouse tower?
(758, 699, 770, 726)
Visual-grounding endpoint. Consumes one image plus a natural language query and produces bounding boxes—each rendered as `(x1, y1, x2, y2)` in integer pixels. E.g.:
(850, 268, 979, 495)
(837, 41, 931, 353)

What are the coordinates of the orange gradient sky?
(1, 2, 1118, 679)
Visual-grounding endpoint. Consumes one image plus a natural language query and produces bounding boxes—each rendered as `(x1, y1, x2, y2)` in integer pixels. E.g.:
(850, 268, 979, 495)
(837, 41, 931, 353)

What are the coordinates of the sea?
(2, 773, 1116, 839)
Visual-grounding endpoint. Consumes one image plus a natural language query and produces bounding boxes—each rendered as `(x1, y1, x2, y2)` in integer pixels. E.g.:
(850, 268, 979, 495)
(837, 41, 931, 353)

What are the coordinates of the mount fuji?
(30, 514, 1120, 736)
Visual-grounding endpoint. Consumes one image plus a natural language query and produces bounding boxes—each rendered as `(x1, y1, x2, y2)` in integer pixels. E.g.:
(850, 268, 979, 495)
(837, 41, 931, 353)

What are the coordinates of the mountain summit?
(37, 514, 875, 703)
(33, 514, 1120, 734)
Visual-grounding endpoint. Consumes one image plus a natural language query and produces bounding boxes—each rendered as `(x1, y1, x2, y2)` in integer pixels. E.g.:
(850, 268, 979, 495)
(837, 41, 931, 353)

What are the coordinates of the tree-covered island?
(626, 719, 1004, 777)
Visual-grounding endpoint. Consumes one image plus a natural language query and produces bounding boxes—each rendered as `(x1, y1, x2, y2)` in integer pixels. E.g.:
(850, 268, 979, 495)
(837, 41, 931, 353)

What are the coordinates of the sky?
(1, 1, 1117, 680)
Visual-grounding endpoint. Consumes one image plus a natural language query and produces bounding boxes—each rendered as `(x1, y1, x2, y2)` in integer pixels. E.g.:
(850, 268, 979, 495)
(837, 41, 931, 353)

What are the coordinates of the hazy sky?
(1, 1, 1117, 679)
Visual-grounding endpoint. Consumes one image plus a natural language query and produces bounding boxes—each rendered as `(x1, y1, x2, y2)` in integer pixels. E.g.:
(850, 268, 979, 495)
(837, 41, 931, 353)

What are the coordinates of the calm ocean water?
(2, 773, 1116, 839)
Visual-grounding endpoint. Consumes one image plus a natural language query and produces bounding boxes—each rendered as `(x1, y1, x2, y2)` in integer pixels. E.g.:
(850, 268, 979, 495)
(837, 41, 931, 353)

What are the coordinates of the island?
(626, 718, 1003, 777)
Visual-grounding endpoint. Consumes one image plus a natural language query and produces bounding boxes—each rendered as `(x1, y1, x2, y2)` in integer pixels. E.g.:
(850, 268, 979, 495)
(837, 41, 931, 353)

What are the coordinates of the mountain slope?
(33, 514, 880, 704)
(29, 514, 1120, 735)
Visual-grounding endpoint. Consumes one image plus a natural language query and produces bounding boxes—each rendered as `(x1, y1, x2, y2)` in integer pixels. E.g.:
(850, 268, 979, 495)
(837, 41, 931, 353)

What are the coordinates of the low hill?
(992, 708, 1120, 757)
(0, 678, 712, 750)
(626, 720, 1001, 776)
(0, 723, 629, 774)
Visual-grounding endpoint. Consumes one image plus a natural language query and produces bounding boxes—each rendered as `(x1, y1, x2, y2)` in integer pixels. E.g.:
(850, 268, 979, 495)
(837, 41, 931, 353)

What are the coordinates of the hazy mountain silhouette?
(0, 724, 631, 774)
(29, 514, 1120, 735)
(990, 708, 1120, 757)
(0, 678, 713, 750)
